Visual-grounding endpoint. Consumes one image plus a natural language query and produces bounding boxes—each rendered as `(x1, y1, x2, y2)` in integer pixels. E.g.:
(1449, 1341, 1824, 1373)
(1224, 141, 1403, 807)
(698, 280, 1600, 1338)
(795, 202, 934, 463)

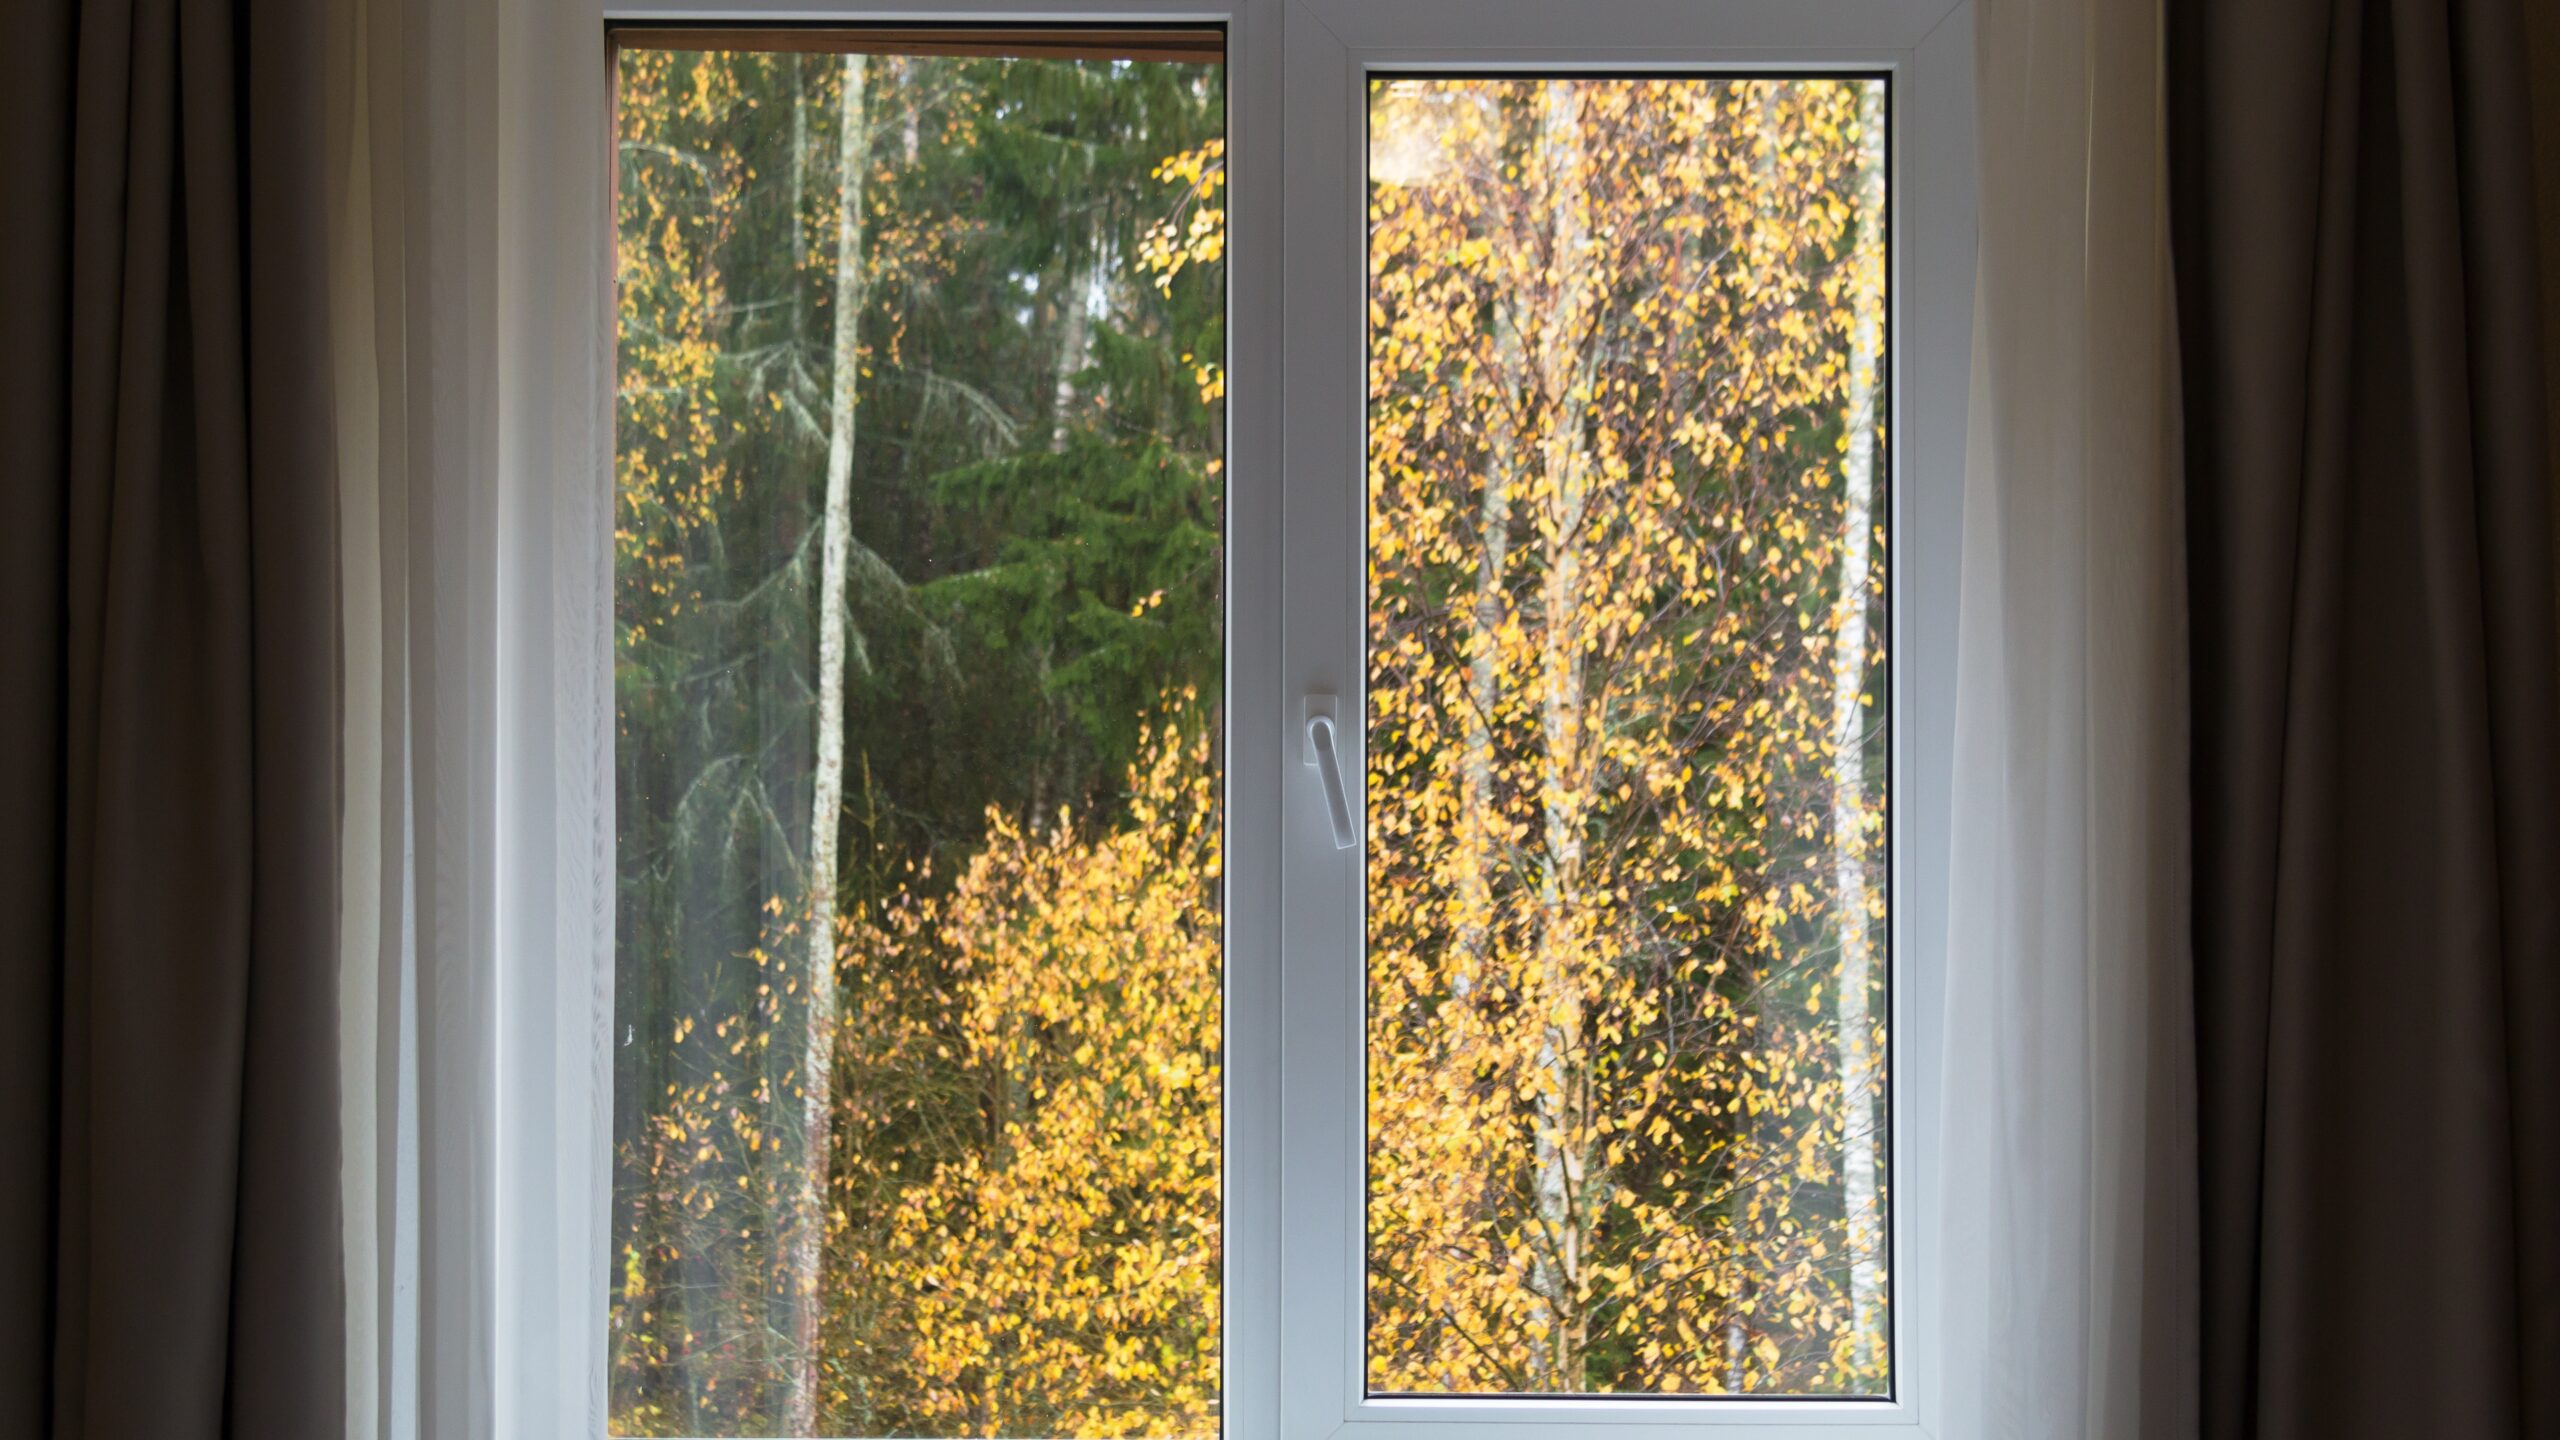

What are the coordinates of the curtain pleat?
(329, 0, 502, 1434)
(2172, 1, 2560, 1436)
(2532, 4, 2560, 636)
(0, 2, 75, 1429)
(0, 0, 346, 1437)
(331, 0, 615, 1433)
(1936, 1, 2198, 1437)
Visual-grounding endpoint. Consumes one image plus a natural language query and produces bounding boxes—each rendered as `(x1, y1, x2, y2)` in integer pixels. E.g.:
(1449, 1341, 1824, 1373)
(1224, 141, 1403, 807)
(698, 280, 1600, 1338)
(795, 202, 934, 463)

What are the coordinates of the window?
(572, 5, 1971, 1439)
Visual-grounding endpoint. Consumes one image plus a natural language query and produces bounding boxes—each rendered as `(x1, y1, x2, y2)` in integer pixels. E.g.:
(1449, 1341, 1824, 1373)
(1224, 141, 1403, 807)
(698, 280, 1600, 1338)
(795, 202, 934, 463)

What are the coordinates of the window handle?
(1303, 699, 1359, 851)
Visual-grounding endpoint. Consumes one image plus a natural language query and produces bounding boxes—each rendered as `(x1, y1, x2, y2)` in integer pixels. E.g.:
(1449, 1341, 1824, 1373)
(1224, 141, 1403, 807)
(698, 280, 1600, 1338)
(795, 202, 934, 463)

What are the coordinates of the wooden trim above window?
(609, 26, 1225, 64)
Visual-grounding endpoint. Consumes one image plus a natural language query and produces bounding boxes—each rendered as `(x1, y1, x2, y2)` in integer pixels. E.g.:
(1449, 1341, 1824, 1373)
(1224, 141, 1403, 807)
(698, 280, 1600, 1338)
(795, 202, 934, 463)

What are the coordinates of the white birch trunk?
(784, 52, 866, 1437)
(1529, 83, 1596, 1391)
(789, 57, 809, 281)
(1459, 307, 1518, 978)
(1051, 216, 1110, 449)
(1831, 80, 1889, 1380)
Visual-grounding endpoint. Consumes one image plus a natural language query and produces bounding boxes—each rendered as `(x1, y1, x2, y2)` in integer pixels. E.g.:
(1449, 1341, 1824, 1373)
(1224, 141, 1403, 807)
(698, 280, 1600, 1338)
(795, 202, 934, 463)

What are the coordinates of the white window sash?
(1274, 4, 1971, 1438)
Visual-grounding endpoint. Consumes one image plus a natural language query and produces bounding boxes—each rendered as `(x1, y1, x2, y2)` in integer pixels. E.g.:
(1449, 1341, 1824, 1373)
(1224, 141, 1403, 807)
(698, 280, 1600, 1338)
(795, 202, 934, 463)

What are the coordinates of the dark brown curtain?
(0, 1, 345, 1437)
(2534, 5, 2560, 623)
(2172, 1, 2560, 1437)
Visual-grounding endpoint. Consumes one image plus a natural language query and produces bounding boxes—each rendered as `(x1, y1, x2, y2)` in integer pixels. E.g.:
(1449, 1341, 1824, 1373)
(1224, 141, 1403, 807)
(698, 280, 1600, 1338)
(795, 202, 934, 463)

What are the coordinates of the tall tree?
(1525, 80, 1599, 1389)
(787, 51, 868, 1437)
(1459, 295, 1518, 973)
(1050, 213, 1108, 448)
(1829, 80, 1888, 1378)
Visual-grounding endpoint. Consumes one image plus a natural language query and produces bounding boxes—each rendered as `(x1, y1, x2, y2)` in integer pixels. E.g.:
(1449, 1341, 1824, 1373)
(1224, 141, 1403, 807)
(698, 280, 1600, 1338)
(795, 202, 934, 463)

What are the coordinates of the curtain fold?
(329, 0, 613, 1435)
(1936, 0, 2197, 1436)
(0, 1, 346, 1437)
(2533, 3, 2560, 623)
(2171, 1, 2560, 1437)
(329, 0, 505, 1436)
(0, 5, 76, 1427)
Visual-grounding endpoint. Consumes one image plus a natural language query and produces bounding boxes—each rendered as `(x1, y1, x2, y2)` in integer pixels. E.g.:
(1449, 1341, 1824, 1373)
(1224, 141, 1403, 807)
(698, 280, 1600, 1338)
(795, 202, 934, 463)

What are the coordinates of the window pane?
(1364, 75, 1891, 1397)
(612, 38, 1226, 1437)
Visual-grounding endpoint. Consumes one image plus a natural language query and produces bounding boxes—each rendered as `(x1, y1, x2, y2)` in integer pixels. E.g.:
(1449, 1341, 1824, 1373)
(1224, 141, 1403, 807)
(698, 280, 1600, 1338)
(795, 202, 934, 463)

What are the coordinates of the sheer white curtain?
(328, 0, 612, 1436)
(1935, 0, 2195, 1436)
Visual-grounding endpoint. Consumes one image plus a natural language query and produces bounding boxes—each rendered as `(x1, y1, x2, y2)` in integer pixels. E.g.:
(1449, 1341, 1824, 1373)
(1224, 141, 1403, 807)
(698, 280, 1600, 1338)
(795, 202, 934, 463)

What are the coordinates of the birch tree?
(785, 51, 867, 1438)
(1829, 80, 1889, 1378)
(1526, 82, 1599, 1387)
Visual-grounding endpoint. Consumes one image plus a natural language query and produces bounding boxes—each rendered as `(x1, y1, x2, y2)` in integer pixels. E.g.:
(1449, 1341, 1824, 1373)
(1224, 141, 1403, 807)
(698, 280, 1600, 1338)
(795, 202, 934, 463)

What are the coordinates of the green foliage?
(926, 429, 1221, 767)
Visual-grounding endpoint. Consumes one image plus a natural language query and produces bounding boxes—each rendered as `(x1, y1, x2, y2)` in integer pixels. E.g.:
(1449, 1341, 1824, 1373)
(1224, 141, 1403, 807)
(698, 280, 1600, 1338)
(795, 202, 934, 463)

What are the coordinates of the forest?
(611, 42, 1888, 1438)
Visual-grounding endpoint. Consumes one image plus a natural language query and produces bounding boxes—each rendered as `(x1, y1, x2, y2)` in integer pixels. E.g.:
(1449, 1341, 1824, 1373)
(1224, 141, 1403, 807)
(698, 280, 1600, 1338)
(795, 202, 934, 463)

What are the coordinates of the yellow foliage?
(847, 708, 1223, 1438)
(1363, 77, 1888, 1395)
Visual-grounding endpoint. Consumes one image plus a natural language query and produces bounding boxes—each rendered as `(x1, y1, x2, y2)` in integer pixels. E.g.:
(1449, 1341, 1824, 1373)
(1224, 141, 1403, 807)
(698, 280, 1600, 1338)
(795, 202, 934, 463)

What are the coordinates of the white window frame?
(490, 2, 1973, 1438)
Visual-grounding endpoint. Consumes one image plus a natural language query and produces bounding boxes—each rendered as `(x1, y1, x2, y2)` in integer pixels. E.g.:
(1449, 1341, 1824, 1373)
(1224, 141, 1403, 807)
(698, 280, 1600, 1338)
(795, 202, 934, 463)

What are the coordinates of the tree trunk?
(1830, 80, 1888, 1381)
(1724, 1281, 1751, 1394)
(895, 57, 920, 164)
(1458, 305, 1519, 980)
(785, 52, 867, 1438)
(789, 57, 809, 286)
(1050, 214, 1110, 450)
(1528, 83, 1596, 1392)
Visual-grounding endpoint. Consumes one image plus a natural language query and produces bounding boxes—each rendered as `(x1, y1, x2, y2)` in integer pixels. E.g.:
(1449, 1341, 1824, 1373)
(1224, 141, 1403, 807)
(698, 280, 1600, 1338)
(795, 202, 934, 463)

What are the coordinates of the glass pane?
(612, 38, 1226, 1437)
(1364, 75, 1891, 1397)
